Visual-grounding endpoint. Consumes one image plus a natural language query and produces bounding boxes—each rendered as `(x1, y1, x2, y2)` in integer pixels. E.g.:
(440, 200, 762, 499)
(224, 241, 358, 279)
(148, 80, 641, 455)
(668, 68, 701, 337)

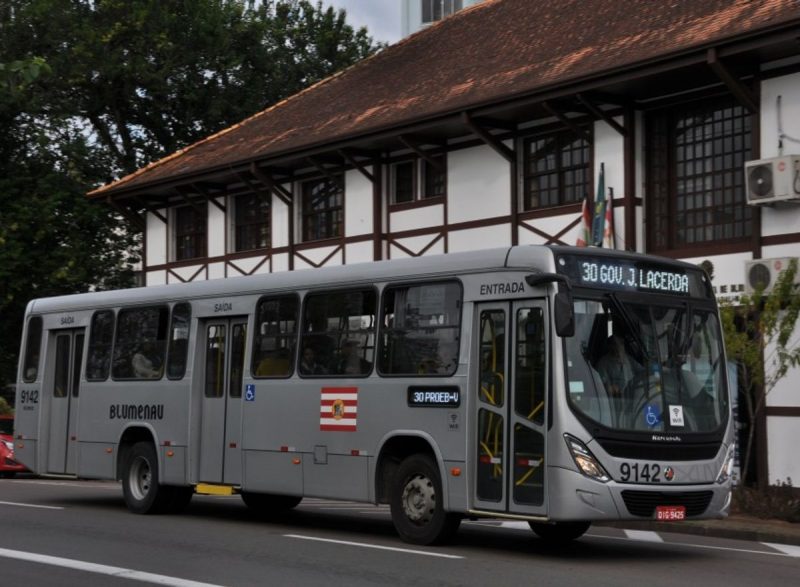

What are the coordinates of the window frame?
(166, 303, 191, 380)
(645, 94, 754, 254)
(231, 191, 271, 253)
(22, 316, 43, 383)
(86, 310, 115, 382)
(111, 305, 170, 381)
(301, 175, 344, 243)
(173, 203, 208, 261)
(251, 294, 300, 379)
(389, 154, 447, 207)
(522, 128, 592, 211)
(421, 0, 463, 24)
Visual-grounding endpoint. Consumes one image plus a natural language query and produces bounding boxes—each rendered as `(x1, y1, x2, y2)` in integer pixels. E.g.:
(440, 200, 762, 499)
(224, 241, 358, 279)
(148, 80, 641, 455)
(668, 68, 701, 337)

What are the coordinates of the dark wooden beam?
(192, 182, 226, 213)
(174, 186, 207, 215)
(542, 101, 591, 142)
(398, 135, 445, 171)
(307, 156, 342, 183)
(471, 116, 517, 132)
(338, 148, 375, 183)
(707, 47, 758, 113)
(576, 93, 628, 137)
(106, 197, 146, 231)
(250, 163, 293, 206)
(461, 112, 515, 163)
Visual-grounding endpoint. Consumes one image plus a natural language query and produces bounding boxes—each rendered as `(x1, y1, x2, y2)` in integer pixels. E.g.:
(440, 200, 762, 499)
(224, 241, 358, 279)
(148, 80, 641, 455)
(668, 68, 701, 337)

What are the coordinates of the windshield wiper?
(607, 293, 649, 364)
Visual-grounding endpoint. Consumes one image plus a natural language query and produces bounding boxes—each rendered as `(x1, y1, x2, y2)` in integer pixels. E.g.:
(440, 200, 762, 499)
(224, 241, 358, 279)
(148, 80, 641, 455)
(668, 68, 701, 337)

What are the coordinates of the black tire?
(528, 521, 591, 543)
(389, 454, 461, 545)
(0, 472, 15, 479)
(122, 441, 172, 514)
(241, 491, 302, 514)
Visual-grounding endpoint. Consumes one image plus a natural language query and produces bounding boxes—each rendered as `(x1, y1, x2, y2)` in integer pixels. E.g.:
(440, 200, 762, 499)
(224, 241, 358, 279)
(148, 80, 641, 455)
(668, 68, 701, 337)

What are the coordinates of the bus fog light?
(716, 445, 735, 484)
(564, 434, 610, 483)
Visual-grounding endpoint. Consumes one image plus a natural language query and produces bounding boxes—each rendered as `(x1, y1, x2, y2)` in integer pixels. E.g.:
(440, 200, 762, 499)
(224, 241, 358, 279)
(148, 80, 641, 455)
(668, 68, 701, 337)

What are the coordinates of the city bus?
(13, 245, 734, 545)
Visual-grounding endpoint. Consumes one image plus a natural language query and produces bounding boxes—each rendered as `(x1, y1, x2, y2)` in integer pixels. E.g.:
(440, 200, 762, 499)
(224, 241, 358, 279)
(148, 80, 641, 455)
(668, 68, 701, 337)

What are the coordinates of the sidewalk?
(600, 514, 800, 546)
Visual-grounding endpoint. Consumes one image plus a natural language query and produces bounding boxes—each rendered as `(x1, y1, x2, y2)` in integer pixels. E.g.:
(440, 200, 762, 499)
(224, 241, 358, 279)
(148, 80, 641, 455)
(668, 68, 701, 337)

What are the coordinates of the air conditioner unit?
(744, 156, 800, 205)
(744, 257, 800, 295)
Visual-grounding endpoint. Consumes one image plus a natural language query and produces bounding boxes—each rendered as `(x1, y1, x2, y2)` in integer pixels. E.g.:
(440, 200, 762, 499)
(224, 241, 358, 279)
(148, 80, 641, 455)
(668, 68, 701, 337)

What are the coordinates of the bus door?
(472, 300, 549, 516)
(46, 328, 84, 475)
(198, 317, 248, 485)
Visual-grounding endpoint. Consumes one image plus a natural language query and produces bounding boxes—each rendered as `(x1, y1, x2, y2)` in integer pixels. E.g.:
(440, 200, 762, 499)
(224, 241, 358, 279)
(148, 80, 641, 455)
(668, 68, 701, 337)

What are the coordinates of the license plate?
(655, 505, 686, 521)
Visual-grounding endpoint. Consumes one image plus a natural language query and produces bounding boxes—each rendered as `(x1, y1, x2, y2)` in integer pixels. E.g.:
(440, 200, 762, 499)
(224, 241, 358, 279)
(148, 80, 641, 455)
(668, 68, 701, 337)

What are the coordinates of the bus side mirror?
(554, 289, 575, 338)
(525, 273, 575, 338)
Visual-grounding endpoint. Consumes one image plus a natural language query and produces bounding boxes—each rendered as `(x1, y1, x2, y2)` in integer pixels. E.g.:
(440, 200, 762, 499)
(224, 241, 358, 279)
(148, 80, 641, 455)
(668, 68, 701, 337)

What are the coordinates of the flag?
(603, 187, 616, 249)
(320, 387, 358, 431)
(576, 196, 591, 247)
(591, 163, 606, 246)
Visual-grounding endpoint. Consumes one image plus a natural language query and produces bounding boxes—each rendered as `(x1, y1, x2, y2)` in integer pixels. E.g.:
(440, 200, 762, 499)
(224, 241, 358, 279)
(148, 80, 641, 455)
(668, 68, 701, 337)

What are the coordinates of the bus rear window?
(378, 281, 462, 376)
(22, 316, 43, 382)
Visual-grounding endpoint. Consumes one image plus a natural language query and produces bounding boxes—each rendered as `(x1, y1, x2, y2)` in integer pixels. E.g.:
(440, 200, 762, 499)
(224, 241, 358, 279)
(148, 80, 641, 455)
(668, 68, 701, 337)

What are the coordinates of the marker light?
(716, 444, 736, 484)
(564, 434, 610, 483)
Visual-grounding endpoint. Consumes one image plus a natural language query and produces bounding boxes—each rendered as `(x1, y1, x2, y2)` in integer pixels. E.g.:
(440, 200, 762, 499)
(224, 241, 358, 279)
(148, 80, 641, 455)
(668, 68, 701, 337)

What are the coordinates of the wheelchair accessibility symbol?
(245, 384, 255, 402)
(644, 404, 661, 428)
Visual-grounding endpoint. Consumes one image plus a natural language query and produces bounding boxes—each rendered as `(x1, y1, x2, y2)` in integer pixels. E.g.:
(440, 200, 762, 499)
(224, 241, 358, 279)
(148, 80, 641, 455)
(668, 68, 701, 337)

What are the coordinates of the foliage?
(720, 259, 800, 486)
(0, 397, 11, 415)
(0, 1, 380, 390)
(732, 481, 800, 523)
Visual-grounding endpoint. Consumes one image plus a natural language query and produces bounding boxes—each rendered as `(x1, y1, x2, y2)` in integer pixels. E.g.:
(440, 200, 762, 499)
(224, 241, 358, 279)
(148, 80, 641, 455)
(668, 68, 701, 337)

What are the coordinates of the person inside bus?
(132, 341, 162, 379)
(255, 347, 291, 376)
(596, 331, 634, 397)
(334, 340, 371, 375)
(299, 346, 327, 375)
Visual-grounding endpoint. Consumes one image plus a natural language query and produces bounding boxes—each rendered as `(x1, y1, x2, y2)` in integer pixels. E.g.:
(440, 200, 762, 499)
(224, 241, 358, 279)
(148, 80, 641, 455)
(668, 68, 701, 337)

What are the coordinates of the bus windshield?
(565, 296, 728, 433)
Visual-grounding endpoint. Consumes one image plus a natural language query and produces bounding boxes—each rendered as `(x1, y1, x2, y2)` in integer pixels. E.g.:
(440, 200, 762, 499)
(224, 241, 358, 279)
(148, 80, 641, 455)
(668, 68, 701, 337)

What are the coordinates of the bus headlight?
(2, 440, 13, 455)
(564, 434, 610, 483)
(716, 444, 735, 484)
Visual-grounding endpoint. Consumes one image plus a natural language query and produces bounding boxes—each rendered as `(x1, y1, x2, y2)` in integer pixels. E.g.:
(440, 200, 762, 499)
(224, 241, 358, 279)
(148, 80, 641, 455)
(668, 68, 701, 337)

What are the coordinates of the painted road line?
(0, 548, 224, 587)
(285, 534, 464, 559)
(624, 530, 665, 543)
(594, 534, 796, 557)
(762, 543, 800, 558)
(0, 501, 64, 510)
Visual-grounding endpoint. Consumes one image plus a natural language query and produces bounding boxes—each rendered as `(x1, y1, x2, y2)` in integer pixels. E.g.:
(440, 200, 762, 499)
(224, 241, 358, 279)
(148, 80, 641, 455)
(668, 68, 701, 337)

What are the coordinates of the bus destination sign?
(558, 255, 699, 296)
(407, 386, 461, 408)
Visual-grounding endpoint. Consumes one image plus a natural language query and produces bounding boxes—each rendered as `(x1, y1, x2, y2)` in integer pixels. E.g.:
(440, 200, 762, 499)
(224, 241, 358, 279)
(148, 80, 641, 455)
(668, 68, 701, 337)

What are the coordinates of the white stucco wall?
(345, 169, 373, 236)
(146, 211, 167, 267)
(767, 416, 800, 484)
(447, 143, 510, 224)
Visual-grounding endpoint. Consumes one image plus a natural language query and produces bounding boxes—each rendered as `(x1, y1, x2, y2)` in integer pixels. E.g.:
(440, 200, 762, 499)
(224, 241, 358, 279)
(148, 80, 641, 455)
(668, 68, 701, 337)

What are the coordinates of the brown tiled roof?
(91, 0, 800, 197)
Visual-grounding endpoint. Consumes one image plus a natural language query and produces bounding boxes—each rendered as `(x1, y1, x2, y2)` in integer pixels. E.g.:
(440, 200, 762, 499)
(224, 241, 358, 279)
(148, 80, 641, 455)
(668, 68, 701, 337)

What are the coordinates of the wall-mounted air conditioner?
(744, 156, 800, 205)
(744, 257, 800, 295)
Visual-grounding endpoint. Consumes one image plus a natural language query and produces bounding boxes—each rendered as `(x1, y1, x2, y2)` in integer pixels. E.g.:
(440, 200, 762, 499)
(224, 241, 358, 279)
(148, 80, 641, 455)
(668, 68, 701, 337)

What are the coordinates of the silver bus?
(13, 245, 734, 545)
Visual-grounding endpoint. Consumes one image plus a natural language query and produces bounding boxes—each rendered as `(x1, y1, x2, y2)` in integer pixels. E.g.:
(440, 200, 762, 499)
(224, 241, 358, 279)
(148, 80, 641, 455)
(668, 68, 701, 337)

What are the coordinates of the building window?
(646, 96, 753, 251)
(523, 130, 591, 210)
(422, 0, 463, 24)
(174, 204, 207, 261)
(391, 155, 446, 204)
(233, 192, 270, 252)
(302, 176, 343, 242)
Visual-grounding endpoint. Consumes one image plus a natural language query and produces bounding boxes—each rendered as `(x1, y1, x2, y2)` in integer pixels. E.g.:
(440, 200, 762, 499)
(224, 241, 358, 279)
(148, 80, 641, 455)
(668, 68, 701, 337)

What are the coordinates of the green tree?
(0, 1, 380, 390)
(720, 259, 800, 486)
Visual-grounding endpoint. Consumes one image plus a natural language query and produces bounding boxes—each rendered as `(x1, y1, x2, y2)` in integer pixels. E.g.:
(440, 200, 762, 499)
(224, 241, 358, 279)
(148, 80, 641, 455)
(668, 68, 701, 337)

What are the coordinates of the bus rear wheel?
(122, 441, 173, 514)
(528, 521, 591, 543)
(389, 454, 461, 545)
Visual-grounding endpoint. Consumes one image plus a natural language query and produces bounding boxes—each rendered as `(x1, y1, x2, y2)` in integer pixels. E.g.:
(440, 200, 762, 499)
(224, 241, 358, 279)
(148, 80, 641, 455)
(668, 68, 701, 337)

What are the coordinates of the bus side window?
(22, 316, 43, 383)
(378, 281, 462, 377)
(252, 295, 299, 378)
(166, 303, 191, 380)
(112, 306, 169, 380)
(86, 310, 115, 381)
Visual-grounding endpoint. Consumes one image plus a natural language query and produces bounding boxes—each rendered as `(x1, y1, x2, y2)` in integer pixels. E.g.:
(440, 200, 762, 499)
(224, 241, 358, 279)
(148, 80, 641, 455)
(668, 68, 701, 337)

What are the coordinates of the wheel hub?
(401, 473, 435, 524)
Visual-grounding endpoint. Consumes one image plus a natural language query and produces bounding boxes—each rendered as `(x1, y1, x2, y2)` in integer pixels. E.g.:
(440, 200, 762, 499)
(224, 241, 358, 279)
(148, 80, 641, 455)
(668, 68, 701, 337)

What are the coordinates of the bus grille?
(621, 490, 713, 517)
(597, 439, 720, 461)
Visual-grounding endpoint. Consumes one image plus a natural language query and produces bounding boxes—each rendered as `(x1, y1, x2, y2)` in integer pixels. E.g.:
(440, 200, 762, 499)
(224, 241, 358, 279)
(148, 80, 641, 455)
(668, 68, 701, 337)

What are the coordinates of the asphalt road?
(0, 477, 798, 587)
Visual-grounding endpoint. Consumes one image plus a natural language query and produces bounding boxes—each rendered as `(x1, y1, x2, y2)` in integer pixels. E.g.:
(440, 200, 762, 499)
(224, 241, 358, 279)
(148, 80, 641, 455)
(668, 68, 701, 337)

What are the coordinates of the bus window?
(22, 316, 43, 382)
(86, 310, 114, 381)
(252, 295, 298, 378)
(112, 306, 169, 380)
(205, 325, 226, 398)
(378, 281, 462, 376)
(166, 303, 191, 380)
(514, 307, 545, 425)
(301, 289, 376, 376)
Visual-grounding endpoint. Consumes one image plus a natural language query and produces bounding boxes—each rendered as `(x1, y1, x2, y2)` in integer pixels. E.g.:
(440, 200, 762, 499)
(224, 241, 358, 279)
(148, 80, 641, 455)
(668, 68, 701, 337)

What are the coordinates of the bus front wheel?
(122, 441, 172, 514)
(389, 454, 461, 545)
(528, 521, 591, 543)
